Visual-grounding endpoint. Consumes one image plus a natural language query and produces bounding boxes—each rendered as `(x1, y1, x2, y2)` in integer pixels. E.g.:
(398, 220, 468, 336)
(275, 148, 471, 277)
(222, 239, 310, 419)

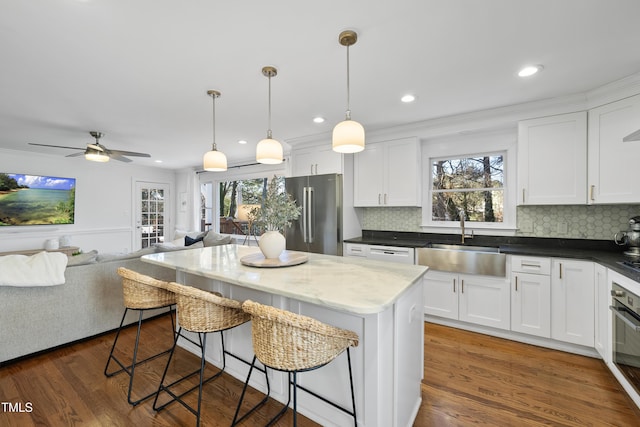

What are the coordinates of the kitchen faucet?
(459, 210, 474, 243)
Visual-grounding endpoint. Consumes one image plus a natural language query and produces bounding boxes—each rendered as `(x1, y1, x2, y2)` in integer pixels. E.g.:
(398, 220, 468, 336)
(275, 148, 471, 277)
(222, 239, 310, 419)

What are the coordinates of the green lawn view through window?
(432, 154, 504, 223)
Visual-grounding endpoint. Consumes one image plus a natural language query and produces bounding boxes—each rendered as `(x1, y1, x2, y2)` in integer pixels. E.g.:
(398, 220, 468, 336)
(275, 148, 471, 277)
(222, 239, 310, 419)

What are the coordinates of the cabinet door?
(353, 143, 384, 206)
(423, 271, 458, 320)
(511, 272, 551, 338)
(292, 146, 343, 177)
(517, 112, 587, 205)
(588, 94, 640, 204)
(385, 137, 421, 206)
(594, 264, 609, 362)
(551, 259, 595, 346)
(353, 137, 421, 207)
(458, 274, 510, 330)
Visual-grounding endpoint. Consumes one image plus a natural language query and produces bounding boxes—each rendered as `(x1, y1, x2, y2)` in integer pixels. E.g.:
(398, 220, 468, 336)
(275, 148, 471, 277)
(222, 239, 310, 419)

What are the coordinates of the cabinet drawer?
(510, 255, 551, 275)
(344, 243, 367, 257)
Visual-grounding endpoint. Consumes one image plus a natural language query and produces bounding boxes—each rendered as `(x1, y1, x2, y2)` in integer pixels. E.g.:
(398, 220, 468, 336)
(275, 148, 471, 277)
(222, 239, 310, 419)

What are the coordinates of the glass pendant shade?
(203, 89, 227, 171)
(256, 137, 283, 164)
(333, 30, 365, 154)
(203, 148, 227, 171)
(332, 119, 365, 153)
(85, 148, 109, 162)
(256, 66, 283, 164)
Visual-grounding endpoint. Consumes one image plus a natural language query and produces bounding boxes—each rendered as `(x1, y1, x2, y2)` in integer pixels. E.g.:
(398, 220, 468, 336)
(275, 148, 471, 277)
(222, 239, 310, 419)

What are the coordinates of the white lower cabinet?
(594, 263, 609, 362)
(510, 256, 551, 338)
(511, 271, 551, 338)
(551, 259, 595, 347)
(423, 271, 459, 320)
(425, 255, 599, 350)
(424, 271, 510, 330)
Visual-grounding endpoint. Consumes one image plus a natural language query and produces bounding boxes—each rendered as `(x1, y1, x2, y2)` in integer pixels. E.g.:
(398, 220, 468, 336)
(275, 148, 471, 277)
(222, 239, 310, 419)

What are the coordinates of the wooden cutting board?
(240, 250, 309, 268)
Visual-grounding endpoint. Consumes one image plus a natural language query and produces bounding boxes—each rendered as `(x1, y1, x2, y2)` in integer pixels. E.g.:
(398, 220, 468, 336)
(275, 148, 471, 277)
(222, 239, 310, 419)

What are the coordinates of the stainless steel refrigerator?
(285, 173, 343, 255)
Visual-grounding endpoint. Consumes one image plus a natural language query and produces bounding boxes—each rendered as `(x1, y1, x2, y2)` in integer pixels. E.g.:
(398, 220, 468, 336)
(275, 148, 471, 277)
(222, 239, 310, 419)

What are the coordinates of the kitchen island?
(142, 244, 428, 427)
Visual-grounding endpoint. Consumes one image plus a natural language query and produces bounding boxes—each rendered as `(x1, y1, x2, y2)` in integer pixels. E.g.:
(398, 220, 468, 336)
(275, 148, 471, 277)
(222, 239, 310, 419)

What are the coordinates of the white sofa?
(0, 231, 231, 364)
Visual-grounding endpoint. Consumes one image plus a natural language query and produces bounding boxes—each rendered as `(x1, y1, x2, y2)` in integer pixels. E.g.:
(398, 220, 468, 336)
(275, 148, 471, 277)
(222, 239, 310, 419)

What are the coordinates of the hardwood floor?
(416, 323, 640, 427)
(1, 314, 639, 426)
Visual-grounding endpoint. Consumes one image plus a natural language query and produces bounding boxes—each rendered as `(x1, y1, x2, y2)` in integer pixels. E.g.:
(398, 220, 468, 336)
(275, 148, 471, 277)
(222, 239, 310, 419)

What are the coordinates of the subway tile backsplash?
(360, 205, 640, 241)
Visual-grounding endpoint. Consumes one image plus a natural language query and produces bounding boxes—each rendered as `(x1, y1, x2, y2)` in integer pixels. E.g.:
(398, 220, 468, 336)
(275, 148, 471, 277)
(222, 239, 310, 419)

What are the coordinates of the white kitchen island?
(142, 244, 428, 427)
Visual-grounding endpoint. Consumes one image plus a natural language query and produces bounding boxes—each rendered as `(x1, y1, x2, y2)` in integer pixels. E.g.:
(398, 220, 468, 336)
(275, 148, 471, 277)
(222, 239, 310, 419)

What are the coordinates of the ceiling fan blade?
(109, 150, 151, 158)
(109, 153, 133, 163)
(87, 144, 105, 151)
(66, 152, 85, 158)
(28, 142, 84, 150)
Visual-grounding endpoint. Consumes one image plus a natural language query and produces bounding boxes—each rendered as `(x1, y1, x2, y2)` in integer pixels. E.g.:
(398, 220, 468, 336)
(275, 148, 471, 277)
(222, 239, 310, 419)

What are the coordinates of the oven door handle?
(610, 305, 640, 332)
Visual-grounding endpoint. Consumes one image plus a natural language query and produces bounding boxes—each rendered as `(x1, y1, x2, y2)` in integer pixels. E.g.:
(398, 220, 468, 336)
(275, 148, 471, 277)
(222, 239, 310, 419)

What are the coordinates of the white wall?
(0, 149, 176, 254)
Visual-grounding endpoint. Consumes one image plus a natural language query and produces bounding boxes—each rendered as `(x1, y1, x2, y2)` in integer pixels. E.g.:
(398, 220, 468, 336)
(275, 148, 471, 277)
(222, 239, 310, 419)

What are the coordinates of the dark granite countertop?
(345, 230, 640, 282)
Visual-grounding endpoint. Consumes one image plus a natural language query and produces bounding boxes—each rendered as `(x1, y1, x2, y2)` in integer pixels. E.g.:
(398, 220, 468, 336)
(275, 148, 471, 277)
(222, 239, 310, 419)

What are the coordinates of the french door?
(135, 181, 170, 249)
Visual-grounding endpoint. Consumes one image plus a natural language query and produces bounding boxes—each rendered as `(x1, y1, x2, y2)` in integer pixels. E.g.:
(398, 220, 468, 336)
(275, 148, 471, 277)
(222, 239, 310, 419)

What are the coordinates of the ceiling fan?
(29, 131, 151, 163)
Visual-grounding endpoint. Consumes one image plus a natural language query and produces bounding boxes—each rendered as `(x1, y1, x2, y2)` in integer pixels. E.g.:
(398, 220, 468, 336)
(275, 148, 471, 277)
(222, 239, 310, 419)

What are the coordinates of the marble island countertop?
(142, 244, 428, 315)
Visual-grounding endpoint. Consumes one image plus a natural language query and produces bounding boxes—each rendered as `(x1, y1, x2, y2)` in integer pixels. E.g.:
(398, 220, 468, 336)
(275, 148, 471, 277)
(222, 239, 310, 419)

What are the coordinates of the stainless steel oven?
(611, 282, 640, 396)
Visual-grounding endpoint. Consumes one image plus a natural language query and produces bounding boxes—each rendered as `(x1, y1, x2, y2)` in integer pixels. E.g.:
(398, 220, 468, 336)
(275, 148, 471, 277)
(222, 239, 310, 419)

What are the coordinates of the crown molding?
(587, 71, 640, 108)
(287, 72, 640, 149)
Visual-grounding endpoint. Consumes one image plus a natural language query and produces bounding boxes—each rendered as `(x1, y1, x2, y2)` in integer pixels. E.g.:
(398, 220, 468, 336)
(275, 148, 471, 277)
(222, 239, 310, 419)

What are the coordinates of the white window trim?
(420, 130, 517, 235)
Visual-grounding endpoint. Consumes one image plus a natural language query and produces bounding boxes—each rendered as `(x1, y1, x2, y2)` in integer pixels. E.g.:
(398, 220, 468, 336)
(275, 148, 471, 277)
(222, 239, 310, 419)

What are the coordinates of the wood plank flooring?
(1, 314, 639, 426)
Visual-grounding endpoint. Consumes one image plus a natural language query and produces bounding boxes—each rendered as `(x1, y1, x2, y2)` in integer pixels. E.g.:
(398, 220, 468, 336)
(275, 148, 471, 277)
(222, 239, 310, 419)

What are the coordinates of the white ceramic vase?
(258, 230, 286, 259)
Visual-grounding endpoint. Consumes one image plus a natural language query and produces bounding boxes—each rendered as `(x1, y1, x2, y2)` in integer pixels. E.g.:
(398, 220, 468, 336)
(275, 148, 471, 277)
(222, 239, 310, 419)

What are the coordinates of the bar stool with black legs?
(232, 300, 359, 427)
(153, 282, 269, 427)
(104, 267, 177, 406)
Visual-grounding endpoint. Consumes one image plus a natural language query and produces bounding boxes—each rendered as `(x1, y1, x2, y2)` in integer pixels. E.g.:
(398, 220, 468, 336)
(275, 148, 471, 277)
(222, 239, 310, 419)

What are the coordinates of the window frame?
(198, 163, 286, 236)
(421, 131, 517, 233)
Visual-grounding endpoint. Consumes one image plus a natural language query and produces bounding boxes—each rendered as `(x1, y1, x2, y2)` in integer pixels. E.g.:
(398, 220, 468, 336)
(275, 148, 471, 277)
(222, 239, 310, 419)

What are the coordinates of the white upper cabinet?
(291, 144, 343, 177)
(517, 112, 587, 205)
(588, 93, 640, 204)
(354, 137, 421, 207)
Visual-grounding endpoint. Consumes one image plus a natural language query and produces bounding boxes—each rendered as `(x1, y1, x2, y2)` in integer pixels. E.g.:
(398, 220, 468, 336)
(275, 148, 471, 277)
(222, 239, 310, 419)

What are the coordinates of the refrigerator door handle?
(302, 187, 308, 243)
(307, 186, 314, 243)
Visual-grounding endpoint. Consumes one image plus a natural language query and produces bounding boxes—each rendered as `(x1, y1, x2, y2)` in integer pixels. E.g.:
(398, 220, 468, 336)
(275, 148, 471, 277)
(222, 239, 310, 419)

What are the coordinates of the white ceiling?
(1, 0, 640, 170)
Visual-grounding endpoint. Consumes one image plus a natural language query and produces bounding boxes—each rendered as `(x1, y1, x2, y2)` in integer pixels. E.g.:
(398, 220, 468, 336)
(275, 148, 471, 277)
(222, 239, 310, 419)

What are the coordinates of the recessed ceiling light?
(518, 65, 543, 77)
(401, 94, 416, 103)
(238, 139, 247, 145)
(154, 160, 163, 163)
(313, 116, 325, 124)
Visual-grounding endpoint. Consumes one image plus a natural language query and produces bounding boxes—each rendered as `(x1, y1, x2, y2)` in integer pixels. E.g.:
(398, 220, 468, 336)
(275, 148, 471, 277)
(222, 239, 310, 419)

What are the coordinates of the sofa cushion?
(67, 250, 98, 266)
(203, 231, 232, 247)
(96, 246, 157, 263)
(154, 241, 204, 252)
(185, 235, 204, 246)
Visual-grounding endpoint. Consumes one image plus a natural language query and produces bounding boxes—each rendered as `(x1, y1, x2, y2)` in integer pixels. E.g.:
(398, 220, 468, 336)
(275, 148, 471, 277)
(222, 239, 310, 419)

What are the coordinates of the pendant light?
(203, 90, 227, 171)
(256, 66, 283, 164)
(332, 30, 365, 153)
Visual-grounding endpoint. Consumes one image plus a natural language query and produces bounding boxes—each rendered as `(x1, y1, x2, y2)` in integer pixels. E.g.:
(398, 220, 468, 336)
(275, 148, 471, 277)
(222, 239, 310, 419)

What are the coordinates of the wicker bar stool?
(153, 282, 268, 427)
(104, 267, 177, 406)
(232, 300, 359, 427)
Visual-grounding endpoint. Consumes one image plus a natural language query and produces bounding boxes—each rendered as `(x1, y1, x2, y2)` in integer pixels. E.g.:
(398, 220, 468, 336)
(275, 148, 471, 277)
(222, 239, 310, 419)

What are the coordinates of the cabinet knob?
(611, 289, 625, 297)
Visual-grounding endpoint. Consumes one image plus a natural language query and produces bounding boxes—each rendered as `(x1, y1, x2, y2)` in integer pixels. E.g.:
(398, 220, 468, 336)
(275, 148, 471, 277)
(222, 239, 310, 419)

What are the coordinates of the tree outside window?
(215, 176, 285, 236)
(431, 154, 504, 223)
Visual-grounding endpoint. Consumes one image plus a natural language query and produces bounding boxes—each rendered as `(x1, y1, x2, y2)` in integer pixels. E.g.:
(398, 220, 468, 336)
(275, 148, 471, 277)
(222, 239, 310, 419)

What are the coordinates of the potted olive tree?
(248, 176, 301, 259)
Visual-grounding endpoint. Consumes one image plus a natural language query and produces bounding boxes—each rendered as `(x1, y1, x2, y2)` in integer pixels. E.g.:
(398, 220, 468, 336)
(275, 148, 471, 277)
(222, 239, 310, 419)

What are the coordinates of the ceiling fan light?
(85, 148, 109, 162)
(256, 137, 283, 164)
(203, 149, 227, 171)
(332, 119, 365, 153)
